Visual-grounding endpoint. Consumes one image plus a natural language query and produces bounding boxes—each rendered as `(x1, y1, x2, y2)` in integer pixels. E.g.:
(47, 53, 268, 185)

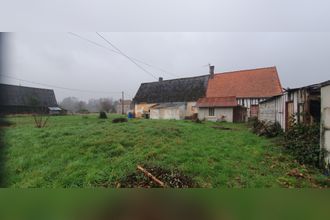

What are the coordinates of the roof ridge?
(141, 74, 209, 84)
(214, 66, 277, 76)
(0, 83, 54, 91)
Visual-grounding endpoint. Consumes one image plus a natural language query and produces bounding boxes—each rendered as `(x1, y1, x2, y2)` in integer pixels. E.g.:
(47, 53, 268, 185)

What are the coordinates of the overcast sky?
(1, 0, 330, 102)
(2, 32, 330, 102)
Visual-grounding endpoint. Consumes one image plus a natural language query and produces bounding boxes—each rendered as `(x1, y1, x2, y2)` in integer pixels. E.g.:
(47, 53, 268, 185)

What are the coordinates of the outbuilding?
(196, 96, 246, 122)
(258, 81, 327, 130)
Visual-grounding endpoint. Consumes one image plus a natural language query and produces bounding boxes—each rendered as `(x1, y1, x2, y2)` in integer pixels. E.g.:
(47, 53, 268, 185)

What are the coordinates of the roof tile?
(206, 67, 283, 98)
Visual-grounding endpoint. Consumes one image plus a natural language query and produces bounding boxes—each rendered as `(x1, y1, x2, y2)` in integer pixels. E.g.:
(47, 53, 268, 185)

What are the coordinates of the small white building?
(196, 96, 246, 122)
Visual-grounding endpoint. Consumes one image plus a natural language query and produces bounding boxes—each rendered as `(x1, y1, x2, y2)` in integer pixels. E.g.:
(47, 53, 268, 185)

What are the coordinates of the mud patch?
(119, 165, 195, 188)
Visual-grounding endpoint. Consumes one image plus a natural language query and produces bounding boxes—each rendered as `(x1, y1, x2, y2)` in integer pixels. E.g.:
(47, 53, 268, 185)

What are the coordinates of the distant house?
(204, 67, 283, 119)
(0, 83, 60, 114)
(133, 76, 209, 119)
(116, 100, 132, 114)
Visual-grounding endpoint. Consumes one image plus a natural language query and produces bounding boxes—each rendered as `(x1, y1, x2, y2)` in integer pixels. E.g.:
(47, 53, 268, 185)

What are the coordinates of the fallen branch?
(137, 165, 165, 187)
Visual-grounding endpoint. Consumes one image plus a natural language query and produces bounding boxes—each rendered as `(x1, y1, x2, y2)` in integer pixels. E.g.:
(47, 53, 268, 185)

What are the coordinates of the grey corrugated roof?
(133, 75, 209, 103)
(0, 83, 58, 107)
(151, 102, 185, 109)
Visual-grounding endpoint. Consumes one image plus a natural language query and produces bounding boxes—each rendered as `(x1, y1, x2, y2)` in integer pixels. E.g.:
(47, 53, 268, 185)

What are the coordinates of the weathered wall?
(185, 102, 197, 116)
(198, 107, 234, 122)
(150, 105, 186, 120)
(237, 98, 266, 118)
(321, 85, 330, 167)
(134, 103, 156, 118)
(259, 95, 286, 129)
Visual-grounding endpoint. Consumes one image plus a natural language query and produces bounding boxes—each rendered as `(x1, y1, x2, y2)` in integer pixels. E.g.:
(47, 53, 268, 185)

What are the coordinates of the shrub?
(284, 122, 326, 168)
(99, 111, 107, 119)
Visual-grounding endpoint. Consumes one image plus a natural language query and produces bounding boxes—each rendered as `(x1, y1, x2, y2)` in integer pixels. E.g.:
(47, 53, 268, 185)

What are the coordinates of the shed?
(259, 80, 329, 130)
(48, 106, 63, 115)
(196, 96, 246, 122)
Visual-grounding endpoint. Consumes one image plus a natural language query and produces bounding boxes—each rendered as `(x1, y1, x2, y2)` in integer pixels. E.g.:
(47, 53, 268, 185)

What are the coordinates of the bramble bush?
(284, 120, 326, 168)
(248, 117, 283, 138)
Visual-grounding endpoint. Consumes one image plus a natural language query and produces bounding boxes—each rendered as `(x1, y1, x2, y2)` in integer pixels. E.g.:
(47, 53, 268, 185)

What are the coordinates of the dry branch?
(137, 165, 165, 187)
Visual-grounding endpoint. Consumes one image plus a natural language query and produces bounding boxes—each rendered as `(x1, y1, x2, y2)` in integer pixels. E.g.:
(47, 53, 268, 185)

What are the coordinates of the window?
(209, 107, 215, 116)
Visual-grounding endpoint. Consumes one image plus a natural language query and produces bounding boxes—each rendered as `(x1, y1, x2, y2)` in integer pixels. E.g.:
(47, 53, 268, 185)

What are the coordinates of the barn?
(0, 83, 60, 115)
(133, 76, 209, 119)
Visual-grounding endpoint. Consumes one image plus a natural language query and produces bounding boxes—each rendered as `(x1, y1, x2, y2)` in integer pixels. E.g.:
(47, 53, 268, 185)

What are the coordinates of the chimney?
(159, 77, 163, 82)
(209, 65, 215, 78)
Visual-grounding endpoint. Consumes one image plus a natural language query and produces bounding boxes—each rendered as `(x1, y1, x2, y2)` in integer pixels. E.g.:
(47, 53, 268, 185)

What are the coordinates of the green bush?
(99, 111, 107, 119)
(284, 122, 326, 168)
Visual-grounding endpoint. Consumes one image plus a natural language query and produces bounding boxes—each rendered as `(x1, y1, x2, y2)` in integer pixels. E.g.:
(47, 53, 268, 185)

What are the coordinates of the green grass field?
(2, 114, 329, 188)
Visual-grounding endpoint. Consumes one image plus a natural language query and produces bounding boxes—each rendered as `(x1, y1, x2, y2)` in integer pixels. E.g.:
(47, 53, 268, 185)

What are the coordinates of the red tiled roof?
(196, 96, 237, 107)
(206, 67, 283, 98)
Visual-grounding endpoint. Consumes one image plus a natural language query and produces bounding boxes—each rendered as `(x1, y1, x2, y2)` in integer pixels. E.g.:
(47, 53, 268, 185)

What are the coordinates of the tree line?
(59, 97, 119, 113)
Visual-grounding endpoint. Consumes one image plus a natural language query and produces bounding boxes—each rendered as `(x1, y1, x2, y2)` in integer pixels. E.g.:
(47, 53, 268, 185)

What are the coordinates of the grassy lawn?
(1, 114, 328, 188)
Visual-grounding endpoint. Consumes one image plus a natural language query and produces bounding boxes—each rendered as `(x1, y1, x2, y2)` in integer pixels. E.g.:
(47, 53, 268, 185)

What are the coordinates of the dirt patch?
(211, 125, 233, 130)
(118, 165, 195, 188)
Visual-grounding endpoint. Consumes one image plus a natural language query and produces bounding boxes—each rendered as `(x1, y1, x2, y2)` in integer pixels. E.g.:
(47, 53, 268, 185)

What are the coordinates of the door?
(250, 105, 259, 117)
(286, 101, 294, 130)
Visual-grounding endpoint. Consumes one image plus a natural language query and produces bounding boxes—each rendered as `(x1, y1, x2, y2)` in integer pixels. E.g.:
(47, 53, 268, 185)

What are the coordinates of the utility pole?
(121, 91, 124, 115)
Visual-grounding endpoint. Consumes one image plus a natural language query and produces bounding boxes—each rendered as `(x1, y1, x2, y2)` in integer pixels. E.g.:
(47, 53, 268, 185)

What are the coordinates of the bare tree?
(29, 96, 49, 128)
(60, 97, 79, 113)
(76, 101, 88, 113)
(99, 98, 113, 113)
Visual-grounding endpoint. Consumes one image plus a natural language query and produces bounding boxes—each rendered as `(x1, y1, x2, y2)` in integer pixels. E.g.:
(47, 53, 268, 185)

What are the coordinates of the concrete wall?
(137, 102, 197, 119)
(185, 102, 197, 116)
(198, 107, 234, 122)
(150, 105, 186, 120)
(134, 103, 156, 118)
(321, 85, 330, 167)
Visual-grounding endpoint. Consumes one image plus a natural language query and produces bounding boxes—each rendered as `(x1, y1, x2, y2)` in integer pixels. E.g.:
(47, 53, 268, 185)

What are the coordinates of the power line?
(1, 73, 122, 95)
(96, 32, 158, 80)
(68, 32, 179, 78)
